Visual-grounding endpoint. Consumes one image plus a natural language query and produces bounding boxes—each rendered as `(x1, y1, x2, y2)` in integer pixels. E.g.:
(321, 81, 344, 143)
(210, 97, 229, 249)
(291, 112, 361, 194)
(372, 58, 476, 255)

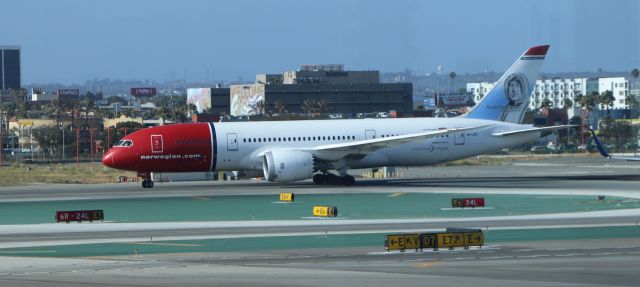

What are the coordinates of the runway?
(1, 157, 639, 286)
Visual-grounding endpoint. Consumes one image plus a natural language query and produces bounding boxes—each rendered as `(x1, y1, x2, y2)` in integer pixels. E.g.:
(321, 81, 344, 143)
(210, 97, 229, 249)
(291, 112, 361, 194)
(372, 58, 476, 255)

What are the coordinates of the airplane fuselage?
(104, 117, 539, 174)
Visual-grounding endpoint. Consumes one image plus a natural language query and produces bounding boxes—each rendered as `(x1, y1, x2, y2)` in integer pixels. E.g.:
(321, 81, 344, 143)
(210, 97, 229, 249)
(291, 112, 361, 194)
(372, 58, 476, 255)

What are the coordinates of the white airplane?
(103, 45, 571, 188)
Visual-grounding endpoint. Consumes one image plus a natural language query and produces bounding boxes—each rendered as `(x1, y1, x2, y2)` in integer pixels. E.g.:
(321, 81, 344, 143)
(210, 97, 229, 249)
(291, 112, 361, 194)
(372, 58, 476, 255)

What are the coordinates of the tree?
(157, 104, 172, 125)
(632, 68, 639, 81)
(629, 68, 639, 112)
(274, 98, 287, 114)
(575, 92, 597, 111)
(101, 121, 144, 151)
(317, 99, 330, 114)
(448, 71, 457, 95)
(597, 90, 615, 117)
(11, 89, 29, 119)
(598, 118, 634, 149)
(625, 94, 637, 109)
(540, 98, 552, 109)
(562, 98, 573, 110)
(32, 125, 69, 160)
(301, 98, 317, 115)
(187, 104, 197, 114)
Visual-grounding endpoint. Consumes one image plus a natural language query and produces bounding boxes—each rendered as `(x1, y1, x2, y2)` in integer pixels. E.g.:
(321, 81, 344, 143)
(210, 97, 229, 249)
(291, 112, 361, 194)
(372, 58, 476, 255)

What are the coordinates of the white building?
(466, 82, 495, 103)
(467, 77, 631, 119)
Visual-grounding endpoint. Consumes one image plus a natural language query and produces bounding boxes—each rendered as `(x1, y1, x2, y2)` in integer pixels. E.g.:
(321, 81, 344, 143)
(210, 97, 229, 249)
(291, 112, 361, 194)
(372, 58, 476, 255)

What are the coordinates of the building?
(466, 82, 495, 103)
(467, 77, 632, 119)
(230, 65, 413, 116)
(186, 87, 230, 114)
(0, 45, 21, 91)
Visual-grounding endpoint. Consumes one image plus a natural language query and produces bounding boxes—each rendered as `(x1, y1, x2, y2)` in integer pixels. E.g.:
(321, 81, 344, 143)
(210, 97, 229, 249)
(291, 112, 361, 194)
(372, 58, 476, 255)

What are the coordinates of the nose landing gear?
(139, 172, 154, 188)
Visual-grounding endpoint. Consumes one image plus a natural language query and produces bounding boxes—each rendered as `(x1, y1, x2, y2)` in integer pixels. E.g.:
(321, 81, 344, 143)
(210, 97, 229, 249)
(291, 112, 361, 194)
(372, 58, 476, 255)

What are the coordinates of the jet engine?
(262, 150, 315, 182)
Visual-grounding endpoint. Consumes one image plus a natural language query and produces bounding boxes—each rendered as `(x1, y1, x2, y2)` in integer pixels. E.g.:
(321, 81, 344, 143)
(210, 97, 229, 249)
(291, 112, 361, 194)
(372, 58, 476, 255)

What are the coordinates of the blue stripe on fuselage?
(209, 122, 217, 171)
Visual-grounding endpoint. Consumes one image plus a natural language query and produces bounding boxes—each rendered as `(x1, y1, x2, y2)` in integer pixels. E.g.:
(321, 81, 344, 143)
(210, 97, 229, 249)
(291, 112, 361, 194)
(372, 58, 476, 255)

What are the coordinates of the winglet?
(589, 129, 610, 158)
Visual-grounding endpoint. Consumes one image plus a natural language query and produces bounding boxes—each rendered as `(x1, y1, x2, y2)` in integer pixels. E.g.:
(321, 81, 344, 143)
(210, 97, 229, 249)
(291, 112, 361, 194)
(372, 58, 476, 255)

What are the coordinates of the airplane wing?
(590, 129, 640, 161)
(306, 126, 489, 161)
(491, 125, 576, 137)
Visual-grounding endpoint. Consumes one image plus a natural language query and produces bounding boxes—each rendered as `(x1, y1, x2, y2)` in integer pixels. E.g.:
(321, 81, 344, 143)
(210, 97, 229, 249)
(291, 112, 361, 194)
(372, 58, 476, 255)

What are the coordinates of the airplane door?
(365, 130, 376, 140)
(454, 131, 465, 145)
(226, 133, 238, 151)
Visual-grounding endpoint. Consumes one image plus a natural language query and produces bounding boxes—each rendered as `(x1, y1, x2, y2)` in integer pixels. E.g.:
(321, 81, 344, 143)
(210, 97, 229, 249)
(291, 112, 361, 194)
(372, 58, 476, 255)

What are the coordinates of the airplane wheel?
(142, 180, 154, 188)
(313, 174, 325, 185)
(343, 175, 355, 186)
(325, 174, 342, 185)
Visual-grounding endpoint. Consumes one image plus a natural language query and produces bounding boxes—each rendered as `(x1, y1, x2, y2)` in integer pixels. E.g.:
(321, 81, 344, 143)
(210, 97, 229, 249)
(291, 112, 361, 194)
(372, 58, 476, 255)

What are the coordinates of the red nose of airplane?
(102, 150, 115, 168)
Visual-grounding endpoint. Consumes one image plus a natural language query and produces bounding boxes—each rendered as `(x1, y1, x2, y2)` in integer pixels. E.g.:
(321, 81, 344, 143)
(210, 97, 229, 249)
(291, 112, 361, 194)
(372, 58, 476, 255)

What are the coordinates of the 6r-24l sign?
(451, 198, 485, 208)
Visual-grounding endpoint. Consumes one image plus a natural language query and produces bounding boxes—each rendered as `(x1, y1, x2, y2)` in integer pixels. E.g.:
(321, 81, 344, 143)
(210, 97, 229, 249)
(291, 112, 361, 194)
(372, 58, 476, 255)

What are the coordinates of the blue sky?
(3, 0, 639, 84)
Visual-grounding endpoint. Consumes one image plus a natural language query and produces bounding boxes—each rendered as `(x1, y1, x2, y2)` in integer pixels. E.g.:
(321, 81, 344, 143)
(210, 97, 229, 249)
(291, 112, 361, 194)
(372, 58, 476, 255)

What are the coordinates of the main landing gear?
(312, 173, 355, 186)
(140, 172, 154, 188)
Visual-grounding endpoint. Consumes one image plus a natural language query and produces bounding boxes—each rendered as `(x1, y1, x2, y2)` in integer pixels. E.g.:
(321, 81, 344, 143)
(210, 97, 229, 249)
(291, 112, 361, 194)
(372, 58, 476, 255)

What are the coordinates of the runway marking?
(440, 207, 495, 210)
(125, 242, 201, 247)
(388, 192, 406, 197)
(592, 252, 624, 256)
(189, 196, 209, 201)
(415, 261, 440, 268)
(0, 251, 57, 254)
(555, 253, 586, 257)
(487, 256, 513, 259)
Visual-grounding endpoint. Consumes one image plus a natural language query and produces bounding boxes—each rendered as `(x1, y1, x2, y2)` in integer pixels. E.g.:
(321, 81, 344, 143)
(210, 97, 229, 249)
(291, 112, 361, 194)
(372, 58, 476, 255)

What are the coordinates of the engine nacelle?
(262, 150, 314, 182)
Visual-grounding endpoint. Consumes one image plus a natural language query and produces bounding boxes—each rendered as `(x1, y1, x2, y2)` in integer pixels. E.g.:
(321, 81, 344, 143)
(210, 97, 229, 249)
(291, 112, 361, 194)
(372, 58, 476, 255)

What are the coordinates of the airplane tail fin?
(464, 45, 549, 123)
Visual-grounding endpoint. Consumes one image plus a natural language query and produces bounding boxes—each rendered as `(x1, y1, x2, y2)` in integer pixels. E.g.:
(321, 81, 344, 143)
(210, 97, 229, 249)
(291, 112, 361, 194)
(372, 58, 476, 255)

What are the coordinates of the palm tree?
(256, 100, 266, 115)
(562, 98, 573, 111)
(631, 68, 639, 115)
(317, 99, 330, 114)
(448, 71, 457, 95)
(301, 98, 317, 115)
(11, 89, 29, 119)
(274, 98, 287, 114)
(576, 92, 597, 111)
(598, 90, 615, 117)
(187, 104, 197, 114)
(156, 102, 172, 125)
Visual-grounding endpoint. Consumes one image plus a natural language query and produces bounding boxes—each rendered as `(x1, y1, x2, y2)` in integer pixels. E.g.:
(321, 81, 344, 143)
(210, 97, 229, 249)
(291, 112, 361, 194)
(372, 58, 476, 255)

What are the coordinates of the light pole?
(59, 125, 65, 161)
(0, 116, 3, 170)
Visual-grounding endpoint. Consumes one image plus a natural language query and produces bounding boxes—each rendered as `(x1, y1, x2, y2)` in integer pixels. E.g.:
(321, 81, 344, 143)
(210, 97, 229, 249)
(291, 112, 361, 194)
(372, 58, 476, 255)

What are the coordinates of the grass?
(0, 163, 136, 186)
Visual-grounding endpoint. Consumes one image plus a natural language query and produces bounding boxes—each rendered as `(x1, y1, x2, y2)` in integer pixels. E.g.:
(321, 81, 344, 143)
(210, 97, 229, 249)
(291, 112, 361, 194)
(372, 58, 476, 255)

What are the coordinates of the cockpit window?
(114, 140, 133, 147)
